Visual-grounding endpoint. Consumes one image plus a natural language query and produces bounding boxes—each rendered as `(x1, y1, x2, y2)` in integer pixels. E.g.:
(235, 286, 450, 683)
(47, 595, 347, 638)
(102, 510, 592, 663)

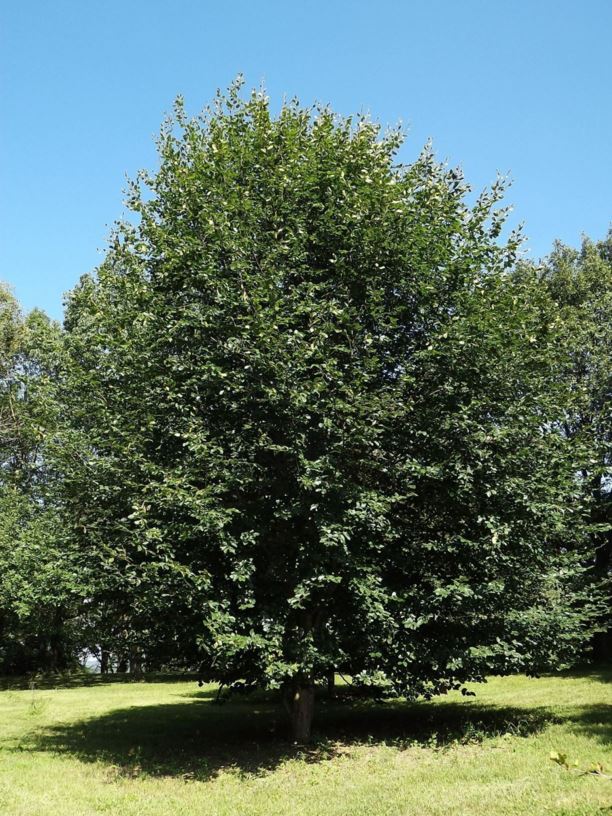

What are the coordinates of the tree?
(0, 285, 83, 674)
(61, 82, 592, 741)
(538, 233, 612, 660)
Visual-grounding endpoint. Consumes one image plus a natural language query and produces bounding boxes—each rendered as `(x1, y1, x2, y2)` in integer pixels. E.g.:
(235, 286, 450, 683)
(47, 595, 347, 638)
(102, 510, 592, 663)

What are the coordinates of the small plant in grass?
(549, 751, 612, 779)
(27, 682, 48, 717)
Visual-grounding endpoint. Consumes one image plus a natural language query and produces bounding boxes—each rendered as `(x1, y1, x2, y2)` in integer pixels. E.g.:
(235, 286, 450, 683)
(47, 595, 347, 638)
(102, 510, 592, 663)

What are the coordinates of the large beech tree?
(62, 84, 591, 741)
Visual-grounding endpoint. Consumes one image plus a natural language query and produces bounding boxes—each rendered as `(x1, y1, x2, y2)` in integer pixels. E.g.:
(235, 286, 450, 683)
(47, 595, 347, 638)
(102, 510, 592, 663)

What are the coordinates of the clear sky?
(1, 0, 610, 320)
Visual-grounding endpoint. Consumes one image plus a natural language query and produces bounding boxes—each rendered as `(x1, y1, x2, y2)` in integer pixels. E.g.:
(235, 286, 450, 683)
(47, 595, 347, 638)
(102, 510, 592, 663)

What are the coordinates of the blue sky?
(1, 0, 610, 320)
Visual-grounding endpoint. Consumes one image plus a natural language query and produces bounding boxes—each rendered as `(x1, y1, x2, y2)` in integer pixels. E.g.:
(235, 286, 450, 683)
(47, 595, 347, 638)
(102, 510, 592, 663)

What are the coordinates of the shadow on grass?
(29, 688, 606, 781)
(563, 703, 612, 746)
(551, 665, 612, 685)
(0, 672, 199, 691)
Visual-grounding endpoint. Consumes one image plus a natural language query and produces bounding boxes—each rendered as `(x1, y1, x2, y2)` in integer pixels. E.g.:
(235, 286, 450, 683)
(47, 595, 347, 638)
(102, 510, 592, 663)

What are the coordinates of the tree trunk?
(49, 635, 66, 672)
(100, 648, 109, 674)
(289, 683, 315, 743)
(327, 670, 336, 699)
(593, 532, 612, 662)
(129, 650, 144, 678)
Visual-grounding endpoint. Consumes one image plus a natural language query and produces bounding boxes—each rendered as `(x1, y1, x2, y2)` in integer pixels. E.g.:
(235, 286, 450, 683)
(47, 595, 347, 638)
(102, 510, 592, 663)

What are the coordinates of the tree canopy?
(56, 83, 598, 740)
(0, 286, 83, 674)
(537, 234, 612, 659)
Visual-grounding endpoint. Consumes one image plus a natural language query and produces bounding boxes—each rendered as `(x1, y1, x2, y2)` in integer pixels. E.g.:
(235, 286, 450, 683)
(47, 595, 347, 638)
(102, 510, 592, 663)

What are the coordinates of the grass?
(0, 670, 610, 815)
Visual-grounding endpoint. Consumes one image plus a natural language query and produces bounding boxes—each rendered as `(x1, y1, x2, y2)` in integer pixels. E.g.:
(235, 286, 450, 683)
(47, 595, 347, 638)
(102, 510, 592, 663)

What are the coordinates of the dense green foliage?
(0, 287, 82, 673)
(0, 85, 608, 743)
(54, 85, 601, 739)
(537, 234, 612, 658)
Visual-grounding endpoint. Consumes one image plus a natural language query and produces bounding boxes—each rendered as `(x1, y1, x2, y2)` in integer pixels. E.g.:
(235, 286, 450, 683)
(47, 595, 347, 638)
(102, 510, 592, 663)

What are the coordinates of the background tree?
(537, 233, 612, 660)
(61, 83, 595, 740)
(0, 285, 83, 674)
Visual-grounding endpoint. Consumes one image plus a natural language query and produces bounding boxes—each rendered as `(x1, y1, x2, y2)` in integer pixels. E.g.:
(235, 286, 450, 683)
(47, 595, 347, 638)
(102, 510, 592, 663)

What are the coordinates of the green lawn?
(0, 670, 610, 816)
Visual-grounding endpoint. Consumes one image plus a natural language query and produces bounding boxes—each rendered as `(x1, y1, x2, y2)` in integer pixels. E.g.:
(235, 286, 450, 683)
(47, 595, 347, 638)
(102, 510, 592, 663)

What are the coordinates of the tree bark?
(289, 683, 315, 743)
(588, 474, 612, 662)
(327, 670, 336, 699)
(593, 531, 612, 662)
(129, 650, 144, 678)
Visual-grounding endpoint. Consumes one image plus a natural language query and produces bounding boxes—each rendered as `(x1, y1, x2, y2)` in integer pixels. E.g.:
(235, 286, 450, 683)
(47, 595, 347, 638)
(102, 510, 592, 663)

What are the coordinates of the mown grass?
(0, 669, 610, 815)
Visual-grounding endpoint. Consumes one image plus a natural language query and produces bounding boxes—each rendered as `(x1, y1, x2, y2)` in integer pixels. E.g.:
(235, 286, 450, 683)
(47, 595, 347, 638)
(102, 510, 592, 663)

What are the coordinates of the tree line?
(1, 83, 610, 741)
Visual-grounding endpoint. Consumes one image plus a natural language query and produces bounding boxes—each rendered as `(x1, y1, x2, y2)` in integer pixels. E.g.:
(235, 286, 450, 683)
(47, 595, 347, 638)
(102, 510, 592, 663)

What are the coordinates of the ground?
(0, 670, 610, 816)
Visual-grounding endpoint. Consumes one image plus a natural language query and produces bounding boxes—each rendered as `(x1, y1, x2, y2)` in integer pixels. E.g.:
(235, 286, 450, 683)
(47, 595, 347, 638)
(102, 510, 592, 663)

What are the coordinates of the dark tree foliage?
(60, 83, 594, 740)
(537, 233, 612, 660)
(0, 285, 83, 674)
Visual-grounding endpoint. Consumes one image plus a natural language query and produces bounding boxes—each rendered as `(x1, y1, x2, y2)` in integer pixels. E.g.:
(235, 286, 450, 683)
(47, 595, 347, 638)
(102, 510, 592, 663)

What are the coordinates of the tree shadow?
(28, 689, 598, 781)
(0, 671, 200, 691)
(562, 703, 612, 746)
(550, 665, 612, 685)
